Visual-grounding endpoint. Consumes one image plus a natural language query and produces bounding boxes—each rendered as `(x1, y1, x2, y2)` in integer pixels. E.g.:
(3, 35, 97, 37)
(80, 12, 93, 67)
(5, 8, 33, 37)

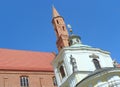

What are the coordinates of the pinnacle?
(52, 6, 60, 18)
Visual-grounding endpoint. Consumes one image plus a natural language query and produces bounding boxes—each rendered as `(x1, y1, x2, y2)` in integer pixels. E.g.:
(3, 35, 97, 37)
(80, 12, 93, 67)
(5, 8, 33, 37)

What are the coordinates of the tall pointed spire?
(52, 6, 69, 51)
(52, 6, 60, 18)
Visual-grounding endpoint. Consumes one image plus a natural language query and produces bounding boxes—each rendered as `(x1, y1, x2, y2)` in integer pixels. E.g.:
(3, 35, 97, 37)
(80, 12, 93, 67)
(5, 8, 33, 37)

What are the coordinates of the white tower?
(52, 7, 120, 87)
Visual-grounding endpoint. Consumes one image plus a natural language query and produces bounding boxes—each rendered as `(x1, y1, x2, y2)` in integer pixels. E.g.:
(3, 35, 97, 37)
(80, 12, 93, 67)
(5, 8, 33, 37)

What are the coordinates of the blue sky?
(0, 0, 120, 62)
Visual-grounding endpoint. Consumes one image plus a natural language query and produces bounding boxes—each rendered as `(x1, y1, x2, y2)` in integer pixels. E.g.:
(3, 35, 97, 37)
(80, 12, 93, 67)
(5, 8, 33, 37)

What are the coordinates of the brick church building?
(0, 48, 55, 87)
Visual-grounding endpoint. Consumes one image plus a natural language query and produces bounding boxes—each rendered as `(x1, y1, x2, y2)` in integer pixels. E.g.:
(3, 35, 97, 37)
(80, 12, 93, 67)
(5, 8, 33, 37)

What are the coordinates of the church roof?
(0, 48, 55, 72)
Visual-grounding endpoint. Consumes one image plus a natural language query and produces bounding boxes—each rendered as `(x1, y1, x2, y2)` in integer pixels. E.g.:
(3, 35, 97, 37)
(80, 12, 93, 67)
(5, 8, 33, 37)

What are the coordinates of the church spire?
(52, 7, 69, 51)
(52, 6, 60, 18)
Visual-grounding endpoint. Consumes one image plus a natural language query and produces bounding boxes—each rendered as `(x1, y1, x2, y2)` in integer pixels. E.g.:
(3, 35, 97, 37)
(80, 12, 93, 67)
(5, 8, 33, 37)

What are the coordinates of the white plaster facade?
(51, 7, 120, 87)
(76, 68, 120, 87)
(52, 34, 118, 87)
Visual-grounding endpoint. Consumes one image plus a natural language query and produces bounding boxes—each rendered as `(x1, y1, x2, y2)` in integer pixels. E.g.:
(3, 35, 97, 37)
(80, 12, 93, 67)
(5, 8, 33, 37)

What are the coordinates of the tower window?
(59, 65, 66, 78)
(62, 26, 65, 31)
(20, 76, 29, 87)
(93, 59, 101, 69)
(56, 20, 59, 24)
(55, 29, 58, 34)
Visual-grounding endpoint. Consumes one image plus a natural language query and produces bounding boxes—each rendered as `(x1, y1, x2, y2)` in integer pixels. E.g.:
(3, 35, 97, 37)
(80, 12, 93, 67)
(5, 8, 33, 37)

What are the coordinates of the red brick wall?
(0, 70, 55, 87)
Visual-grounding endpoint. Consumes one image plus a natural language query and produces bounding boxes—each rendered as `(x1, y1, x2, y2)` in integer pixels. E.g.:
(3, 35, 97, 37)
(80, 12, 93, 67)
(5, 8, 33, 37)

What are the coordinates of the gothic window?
(20, 76, 29, 87)
(93, 59, 101, 69)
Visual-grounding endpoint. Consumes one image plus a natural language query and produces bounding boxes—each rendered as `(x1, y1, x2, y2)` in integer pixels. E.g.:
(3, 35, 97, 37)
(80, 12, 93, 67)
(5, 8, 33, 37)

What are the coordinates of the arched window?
(93, 59, 101, 69)
(59, 65, 65, 78)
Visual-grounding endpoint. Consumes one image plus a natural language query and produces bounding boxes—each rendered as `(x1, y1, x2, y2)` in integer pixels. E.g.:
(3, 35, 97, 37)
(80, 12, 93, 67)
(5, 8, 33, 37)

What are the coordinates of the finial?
(67, 24, 73, 35)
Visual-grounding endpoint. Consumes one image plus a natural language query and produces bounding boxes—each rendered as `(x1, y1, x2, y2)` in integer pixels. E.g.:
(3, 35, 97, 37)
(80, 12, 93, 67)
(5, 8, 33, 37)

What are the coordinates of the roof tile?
(0, 48, 55, 71)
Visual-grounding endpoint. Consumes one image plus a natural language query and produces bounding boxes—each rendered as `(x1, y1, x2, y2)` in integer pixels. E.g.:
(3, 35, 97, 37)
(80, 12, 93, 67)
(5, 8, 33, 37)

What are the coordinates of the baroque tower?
(52, 7, 69, 51)
(52, 7, 120, 87)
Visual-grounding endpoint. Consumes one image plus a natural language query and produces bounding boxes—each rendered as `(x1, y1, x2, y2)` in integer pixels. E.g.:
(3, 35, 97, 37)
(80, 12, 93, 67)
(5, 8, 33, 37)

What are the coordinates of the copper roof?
(0, 48, 55, 71)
